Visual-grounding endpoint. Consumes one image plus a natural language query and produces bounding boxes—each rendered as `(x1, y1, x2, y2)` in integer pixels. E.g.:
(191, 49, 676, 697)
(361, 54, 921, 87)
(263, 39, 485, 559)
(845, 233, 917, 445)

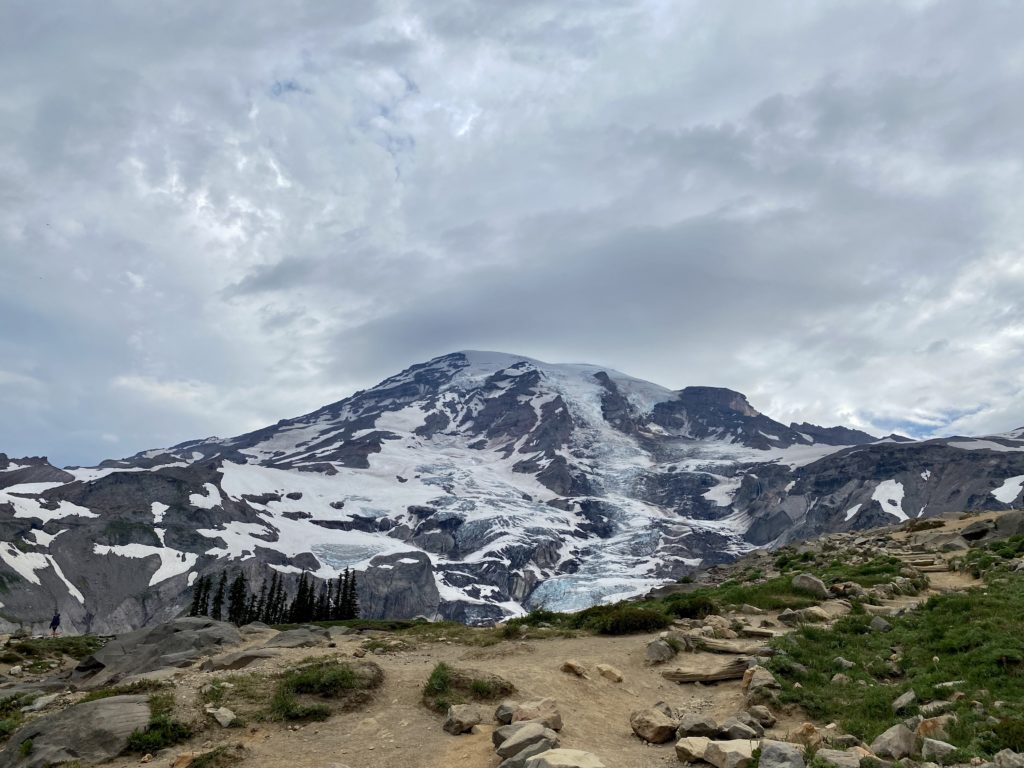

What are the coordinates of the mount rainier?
(2, 350, 1023, 633)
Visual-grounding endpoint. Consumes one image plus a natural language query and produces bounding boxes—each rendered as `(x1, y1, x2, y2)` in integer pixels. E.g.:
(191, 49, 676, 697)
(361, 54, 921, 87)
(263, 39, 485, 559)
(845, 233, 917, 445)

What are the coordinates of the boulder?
(497, 723, 560, 759)
(920, 700, 952, 717)
(512, 699, 563, 731)
(524, 750, 605, 768)
(494, 722, 533, 748)
(677, 713, 720, 738)
(792, 573, 830, 599)
(675, 736, 712, 762)
(814, 749, 861, 768)
(742, 665, 780, 693)
(869, 723, 915, 759)
(500, 738, 560, 768)
(595, 664, 623, 683)
(646, 638, 677, 664)
(759, 739, 806, 768)
(994, 750, 1024, 768)
(835, 657, 856, 670)
(799, 606, 831, 623)
(892, 690, 917, 713)
(71, 617, 242, 689)
(630, 708, 677, 744)
(869, 616, 892, 633)
(0, 695, 150, 768)
(703, 739, 758, 768)
(444, 703, 483, 735)
(921, 738, 957, 763)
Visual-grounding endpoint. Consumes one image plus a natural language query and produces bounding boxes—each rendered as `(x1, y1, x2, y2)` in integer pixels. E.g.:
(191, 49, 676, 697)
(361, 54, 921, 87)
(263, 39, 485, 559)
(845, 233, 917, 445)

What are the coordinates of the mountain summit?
(2, 351, 1024, 633)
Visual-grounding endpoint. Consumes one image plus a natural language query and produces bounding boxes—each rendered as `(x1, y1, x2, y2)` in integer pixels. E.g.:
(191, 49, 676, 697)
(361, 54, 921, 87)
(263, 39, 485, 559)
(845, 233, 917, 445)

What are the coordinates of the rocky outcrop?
(0, 695, 150, 768)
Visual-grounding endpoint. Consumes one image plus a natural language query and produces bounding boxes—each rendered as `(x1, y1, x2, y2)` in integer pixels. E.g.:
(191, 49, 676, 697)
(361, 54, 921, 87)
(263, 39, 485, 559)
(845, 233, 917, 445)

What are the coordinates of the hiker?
(49, 611, 60, 637)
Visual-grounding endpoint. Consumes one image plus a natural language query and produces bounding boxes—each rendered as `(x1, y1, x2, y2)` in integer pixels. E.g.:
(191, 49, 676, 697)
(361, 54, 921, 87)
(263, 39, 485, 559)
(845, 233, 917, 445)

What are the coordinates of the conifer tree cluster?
(188, 568, 359, 625)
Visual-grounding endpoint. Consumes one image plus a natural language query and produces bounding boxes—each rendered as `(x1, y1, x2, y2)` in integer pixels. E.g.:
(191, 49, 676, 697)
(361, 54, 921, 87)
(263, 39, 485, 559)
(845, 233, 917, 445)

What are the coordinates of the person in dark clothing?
(49, 612, 60, 637)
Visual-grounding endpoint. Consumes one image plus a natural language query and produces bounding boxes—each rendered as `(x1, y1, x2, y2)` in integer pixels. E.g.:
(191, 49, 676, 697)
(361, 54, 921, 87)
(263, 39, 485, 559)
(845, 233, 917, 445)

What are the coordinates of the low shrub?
(422, 662, 515, 712)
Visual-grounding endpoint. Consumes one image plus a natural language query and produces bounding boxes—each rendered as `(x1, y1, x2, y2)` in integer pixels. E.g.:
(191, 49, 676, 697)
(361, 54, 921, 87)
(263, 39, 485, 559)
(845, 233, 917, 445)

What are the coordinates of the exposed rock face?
(71, 617, 242, 689)
(3, 350, 1024, 632)
(0, 695, 150, 768)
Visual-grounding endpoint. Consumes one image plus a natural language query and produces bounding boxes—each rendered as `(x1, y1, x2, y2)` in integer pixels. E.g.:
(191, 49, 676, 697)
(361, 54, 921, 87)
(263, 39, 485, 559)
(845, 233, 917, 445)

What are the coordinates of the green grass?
(0, 693, 39, 742)
(123, 692, 193, 754)
(767, 571, 1024, 758)
(190, 746, 242, 768)
(82, 679, 167, 702)
(5, 635, 103, 661)
(268, 658, 383, 722)
(422, 662, 516, 713)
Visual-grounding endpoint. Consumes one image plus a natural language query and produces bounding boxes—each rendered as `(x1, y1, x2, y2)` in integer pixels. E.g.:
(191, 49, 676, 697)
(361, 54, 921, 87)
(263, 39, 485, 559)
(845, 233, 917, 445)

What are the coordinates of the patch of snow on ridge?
(992, 475, 1024, 504)
(844, 504, 862, 522)
(0, 543, 49, 584)
(948, 440, 1024, 452)
(93, 543, 198, 586)
(189, 483, 222, 509)
(151, 502, 169, 524)
(703, 475, 743, 507)
(921, 470, 931, 481)
(872, 479, 908, 521)
(0, 490, 98, 523)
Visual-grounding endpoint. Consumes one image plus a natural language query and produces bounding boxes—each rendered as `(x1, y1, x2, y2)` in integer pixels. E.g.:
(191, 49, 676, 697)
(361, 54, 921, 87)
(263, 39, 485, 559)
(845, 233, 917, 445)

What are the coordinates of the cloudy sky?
(2, 1, 1023, 466)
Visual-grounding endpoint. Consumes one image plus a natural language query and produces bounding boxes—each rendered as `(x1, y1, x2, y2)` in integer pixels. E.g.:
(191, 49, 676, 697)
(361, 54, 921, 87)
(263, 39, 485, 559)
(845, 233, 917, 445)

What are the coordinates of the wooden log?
(738, 626, 777, 639)
(685, 636, 766, 655)
(662, 656, 751, 684)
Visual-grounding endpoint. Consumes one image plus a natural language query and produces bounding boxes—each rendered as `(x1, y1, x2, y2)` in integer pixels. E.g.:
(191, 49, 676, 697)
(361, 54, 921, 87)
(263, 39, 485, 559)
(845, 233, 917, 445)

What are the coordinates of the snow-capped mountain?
(2, 351, 1023, 633)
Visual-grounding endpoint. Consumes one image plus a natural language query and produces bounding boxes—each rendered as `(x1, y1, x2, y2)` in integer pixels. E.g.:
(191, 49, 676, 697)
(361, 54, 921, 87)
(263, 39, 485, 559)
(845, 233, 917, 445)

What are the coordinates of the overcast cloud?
(2, 0, 1023, 466)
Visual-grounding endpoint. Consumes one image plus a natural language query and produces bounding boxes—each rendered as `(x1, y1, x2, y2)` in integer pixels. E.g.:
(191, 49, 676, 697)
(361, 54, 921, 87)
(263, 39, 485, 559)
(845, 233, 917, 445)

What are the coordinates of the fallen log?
(683, 636, 766, 655)
(662, 656, 751, 684)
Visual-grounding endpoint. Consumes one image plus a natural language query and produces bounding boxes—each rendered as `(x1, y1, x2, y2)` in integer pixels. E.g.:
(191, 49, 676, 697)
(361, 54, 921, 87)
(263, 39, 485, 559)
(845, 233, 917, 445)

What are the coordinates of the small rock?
(352, 648, 366, 658)
(916, 714, 956, 742)
(835, 657, 856, 670)
(831, 673, 850, 684)
(892, 690, 917, 713)
(799, 606, 831, 623)
(759, 739, 806, 768)
(140, 754, 154, 764)
(443, 704, 483, 735)
(630, 708, 677, 744)
(560, 660, 587, 678)
(8, 666, 21, 677)
(746, 705, 776, 728)
(595, 664, 622, 683)
(495, 700, 518, 725)
(208, 706, 237, 728)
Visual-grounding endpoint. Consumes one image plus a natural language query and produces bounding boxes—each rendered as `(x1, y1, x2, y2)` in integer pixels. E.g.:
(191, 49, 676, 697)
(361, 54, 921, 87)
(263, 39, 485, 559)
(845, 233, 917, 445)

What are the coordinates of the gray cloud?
(2, 0, 1023, 466)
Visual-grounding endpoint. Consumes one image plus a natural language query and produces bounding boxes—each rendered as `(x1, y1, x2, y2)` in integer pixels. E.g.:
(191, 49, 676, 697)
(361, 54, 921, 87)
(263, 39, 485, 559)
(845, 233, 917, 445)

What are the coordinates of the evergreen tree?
(254, 578, 268, 623)
(315, 582, 330, 621)
(188, 575, 206, 616)
(211, 571, 227, 621)
(289, 572, 310, 623)
(227, 572, 248, 625)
